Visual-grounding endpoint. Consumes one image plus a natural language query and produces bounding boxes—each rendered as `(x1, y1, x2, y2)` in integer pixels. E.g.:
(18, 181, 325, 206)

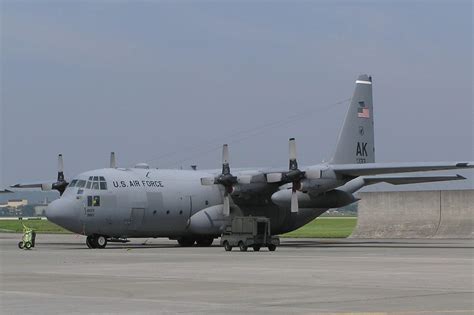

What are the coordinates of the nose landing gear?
(86, 235, 108, 249)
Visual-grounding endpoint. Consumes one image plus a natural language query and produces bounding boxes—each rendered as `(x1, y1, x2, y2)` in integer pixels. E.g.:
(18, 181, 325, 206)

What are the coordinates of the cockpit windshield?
(68, 177, 107, 190)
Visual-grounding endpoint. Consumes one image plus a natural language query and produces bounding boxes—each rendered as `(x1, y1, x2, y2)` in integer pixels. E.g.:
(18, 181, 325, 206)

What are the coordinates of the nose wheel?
(86, 235, 108, 249)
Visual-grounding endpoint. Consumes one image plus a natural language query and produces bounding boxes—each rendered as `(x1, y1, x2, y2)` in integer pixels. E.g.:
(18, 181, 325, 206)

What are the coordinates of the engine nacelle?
(271, 189, 357, 209)
(298, 178, 341, 194)
(187, 205, 229, 235)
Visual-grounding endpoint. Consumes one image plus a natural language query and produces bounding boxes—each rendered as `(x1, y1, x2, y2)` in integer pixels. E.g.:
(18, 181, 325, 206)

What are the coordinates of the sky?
(0, 0, 473, 189)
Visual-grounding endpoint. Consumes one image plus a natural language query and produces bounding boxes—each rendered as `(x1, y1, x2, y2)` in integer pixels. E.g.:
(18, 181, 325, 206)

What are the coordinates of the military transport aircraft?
(10, 74, 473, 248)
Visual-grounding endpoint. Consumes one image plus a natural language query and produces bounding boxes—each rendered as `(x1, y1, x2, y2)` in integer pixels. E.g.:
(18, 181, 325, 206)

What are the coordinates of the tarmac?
(1, 233, 473, 314)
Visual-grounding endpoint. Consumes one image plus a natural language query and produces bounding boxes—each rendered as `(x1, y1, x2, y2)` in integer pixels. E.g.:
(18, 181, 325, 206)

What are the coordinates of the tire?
(25, 242, 32, 249)
(239, 241, 247, 252)
(96, 235, 107, 249)
(86, 235, 95, 249)
(253, 246, 261, 252)
(18, 241, 24, 249)
(268, 244, 276, 252)
(177, 238, 195, 247)
(196, 238, 214, 247)
(223, 241, 232, 252)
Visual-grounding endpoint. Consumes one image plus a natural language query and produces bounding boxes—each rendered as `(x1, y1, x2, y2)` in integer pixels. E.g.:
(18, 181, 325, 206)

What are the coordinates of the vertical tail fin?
(331, 74, 375, 164)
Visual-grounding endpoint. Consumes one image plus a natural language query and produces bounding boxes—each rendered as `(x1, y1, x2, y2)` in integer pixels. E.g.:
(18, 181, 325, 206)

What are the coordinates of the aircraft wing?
(332, 162, 473, 177)
(362, 174, 466, 185)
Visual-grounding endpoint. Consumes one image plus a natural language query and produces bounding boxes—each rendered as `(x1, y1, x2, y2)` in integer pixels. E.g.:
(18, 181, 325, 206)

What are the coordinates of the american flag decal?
(357, 101, 370, 118)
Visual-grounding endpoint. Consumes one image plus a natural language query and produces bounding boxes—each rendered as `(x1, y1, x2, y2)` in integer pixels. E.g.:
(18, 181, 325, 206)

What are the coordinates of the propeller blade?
(58, 154, 64, 172)
(289, 138, 298, 170)
(57, 154, 65, 182)
(222, 144, 230, 175)
(41, 183, 53, 191)
(291, 187, 298, 213)
(223, 192, 230, 216)
(110, 152, 116, 168)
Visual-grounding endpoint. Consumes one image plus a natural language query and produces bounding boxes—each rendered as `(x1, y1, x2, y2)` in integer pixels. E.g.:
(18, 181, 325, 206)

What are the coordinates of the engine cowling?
(187, 205, 229, 235)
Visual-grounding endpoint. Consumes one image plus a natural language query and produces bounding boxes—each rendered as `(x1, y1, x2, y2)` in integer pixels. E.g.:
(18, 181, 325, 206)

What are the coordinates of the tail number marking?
(356, 142, 368, 157)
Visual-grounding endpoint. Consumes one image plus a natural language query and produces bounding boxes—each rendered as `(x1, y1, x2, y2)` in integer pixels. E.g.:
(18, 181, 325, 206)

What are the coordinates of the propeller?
(11, 154, 69, 196)
(51, 154, 69, 196)
(286, 138, 305, 212)
(266, 138, 305, 213)
(200, 144, 238, 216)
(110, 152, 116, 168)
(215, 144, 238, 216)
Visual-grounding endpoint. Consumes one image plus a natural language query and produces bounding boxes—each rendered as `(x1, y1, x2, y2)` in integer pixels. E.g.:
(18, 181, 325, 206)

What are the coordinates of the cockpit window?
(100, 182, 107, 190)
(69, 180, 78, 187)
(81, 176, 107, 190)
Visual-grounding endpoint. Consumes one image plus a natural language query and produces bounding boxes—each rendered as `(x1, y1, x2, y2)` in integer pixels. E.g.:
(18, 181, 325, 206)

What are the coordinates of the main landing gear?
(177, 237, 214, 247)
(86, 235, 108, 249)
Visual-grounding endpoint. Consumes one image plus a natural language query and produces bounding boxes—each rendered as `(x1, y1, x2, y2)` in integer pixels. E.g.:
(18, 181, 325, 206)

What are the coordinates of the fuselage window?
(77, 180, 86, 188)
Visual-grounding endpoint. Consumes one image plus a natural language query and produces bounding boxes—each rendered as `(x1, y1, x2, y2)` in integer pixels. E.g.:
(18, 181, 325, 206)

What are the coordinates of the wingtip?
(456, 174, 467, 180)
(456, 162, 473, 168)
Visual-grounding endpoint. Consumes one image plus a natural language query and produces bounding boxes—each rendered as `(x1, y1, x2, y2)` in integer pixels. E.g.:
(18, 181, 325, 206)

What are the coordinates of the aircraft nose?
(46, 198, 81, 232)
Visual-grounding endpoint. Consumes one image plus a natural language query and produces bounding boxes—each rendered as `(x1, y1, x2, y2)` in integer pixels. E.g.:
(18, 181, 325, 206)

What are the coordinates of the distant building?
(6, 199, 28, 209)
(0, 199, 28, 216)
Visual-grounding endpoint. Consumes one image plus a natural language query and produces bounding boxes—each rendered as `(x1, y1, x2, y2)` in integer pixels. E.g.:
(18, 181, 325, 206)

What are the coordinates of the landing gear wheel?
(268, 244, 276, 252)
(96, 235, 107, 249)
(177, 238, 195, 247)
(86, 235, 96, 249)
(223, 241, 232, 252)
(18, 241, 24, 249)
(253, 246, 261, 252)
(196, 238, 213, 247)
(25, 242, 32, 249)
(239, 241, 248, 252)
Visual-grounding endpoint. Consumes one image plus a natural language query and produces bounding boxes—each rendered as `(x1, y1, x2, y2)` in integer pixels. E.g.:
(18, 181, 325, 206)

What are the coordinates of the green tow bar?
(18, 224, 36, 250)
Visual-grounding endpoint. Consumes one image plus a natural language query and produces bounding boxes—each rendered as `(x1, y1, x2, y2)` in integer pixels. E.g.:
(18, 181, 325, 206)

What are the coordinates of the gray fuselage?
(46, 167, 325, 238)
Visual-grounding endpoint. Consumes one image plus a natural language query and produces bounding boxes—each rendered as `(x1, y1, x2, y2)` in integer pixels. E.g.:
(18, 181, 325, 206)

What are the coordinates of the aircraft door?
(79, 195, 95, 234)
(128, 208, 145, 232)
(144, 192, 164, 232)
